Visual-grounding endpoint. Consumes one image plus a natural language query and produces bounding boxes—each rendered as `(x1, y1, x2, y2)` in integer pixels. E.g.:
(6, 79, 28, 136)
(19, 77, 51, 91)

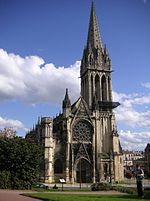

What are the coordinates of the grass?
(25, 193, 150, 201)
(27, 183, 150, 201)
(31, 187, 90, 192)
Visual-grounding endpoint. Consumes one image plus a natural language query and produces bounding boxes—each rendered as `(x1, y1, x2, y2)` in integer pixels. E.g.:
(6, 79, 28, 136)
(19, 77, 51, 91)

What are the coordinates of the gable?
(71, 97, 91, 119)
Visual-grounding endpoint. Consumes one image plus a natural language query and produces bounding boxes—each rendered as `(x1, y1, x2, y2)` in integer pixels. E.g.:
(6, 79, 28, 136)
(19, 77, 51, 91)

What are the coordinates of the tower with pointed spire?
(26, 1, 124, 184)
(81, 1, 112, 110)
(79, 1, 123, 182)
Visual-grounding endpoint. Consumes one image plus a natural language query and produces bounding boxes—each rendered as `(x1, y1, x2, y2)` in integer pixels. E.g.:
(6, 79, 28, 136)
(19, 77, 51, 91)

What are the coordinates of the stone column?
(92, 121, 96, 183)
(66, 142, 70, 183)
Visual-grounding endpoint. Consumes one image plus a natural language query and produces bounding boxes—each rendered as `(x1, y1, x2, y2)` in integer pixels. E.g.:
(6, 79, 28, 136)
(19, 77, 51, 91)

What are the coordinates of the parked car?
(34, 183, 49, 189)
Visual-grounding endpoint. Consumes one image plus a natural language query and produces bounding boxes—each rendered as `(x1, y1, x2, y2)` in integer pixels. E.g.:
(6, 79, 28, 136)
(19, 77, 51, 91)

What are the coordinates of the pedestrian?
(135, 164, 144, 198)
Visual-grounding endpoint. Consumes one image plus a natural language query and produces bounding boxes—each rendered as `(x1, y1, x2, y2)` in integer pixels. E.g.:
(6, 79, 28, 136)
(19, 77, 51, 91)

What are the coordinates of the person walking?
(135, 164, 144, 198)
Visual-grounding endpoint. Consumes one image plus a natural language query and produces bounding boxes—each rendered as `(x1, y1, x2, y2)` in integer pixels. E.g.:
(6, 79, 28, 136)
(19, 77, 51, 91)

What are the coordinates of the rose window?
(73, 121, 92, 142)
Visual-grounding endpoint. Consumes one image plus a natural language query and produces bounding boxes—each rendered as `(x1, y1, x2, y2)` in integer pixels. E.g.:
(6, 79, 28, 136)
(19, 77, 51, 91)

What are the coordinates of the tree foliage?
(0, 137, 41, 189)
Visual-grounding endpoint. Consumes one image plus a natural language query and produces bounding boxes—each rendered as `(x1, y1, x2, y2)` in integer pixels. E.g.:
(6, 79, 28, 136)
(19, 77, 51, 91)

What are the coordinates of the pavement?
(0, 190, 40, 201)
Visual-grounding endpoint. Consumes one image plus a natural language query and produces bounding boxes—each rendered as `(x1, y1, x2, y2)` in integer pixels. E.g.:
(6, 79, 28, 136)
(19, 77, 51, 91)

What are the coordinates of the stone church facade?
(27, 2, 124, 183)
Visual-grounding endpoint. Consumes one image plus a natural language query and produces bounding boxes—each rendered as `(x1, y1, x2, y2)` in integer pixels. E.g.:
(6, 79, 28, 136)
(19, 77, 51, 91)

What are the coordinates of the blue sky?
(0, 0, 150, 150)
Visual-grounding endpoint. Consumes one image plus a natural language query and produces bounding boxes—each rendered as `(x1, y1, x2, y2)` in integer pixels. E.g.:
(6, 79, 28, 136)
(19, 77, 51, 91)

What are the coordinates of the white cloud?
(141, 82, 150, 89)
(119, 130, 150, 151)
(113, 91, 150, 128)
(0, 49, 80, 105)
(0, 49, 150, 150)
(0, 116, 24, 130)
(113, 91, 150, 150)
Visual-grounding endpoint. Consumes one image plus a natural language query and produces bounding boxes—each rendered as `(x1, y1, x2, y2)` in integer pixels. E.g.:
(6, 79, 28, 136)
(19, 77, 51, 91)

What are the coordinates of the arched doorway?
(76, 158, 93, 183)
(54, 159, 63, 174)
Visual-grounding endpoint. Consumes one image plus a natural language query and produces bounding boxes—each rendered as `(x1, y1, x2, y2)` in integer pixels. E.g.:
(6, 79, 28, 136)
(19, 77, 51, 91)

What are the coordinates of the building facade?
(122, 150, 144, 178)
(27, 2, 124, 183)
(145, 143, 150, 177)
(123, 150, 144, 169)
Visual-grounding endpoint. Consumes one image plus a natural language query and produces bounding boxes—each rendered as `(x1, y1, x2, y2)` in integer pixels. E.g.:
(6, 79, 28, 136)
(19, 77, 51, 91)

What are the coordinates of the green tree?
(0, 137, 41, 189)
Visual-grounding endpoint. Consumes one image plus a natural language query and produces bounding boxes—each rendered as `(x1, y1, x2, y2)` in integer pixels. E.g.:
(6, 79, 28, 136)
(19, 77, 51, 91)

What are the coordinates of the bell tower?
(80, 1, 123, 182)
(81, 1, 113, 111)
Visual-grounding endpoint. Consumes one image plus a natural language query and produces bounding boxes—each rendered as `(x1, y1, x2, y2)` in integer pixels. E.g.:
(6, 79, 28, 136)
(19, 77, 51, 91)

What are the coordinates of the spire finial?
(92, 0, 94, 7)
(87, 1, 102, 49)
(62, 88, 71, 108)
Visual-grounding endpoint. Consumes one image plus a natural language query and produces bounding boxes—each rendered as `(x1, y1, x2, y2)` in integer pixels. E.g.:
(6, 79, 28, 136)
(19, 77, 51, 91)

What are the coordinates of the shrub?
(0, 171, 11, 189)
(115, 186, 136, 194)
(91, 182, 114, 191)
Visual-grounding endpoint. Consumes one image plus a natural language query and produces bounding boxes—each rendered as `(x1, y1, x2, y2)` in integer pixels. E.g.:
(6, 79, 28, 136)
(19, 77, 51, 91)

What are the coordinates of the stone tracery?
(73, 121, 92, 142)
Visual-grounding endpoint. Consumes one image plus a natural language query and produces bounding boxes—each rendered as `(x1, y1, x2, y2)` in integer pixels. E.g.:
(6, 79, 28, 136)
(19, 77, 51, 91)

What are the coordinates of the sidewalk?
(0, 190, 39, 201)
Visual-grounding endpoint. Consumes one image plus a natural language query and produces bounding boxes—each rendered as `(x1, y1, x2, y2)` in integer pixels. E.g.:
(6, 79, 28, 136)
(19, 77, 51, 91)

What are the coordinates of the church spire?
(62, 88, 71, 117)
(87, 1, 102, 49)
(80, 1, 113, 110)
(62, 88, 71, 109)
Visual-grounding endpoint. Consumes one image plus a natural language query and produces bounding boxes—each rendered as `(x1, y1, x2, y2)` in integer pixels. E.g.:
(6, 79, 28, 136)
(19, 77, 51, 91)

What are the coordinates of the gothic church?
(27, 1, 124, 183)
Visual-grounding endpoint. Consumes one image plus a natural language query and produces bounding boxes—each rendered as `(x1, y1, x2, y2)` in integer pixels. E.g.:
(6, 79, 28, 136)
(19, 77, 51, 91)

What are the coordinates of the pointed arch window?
(108, 76, 112, 101)
(95, 74, 100, 100)
(101, 75, 107, 101)
(91, 74, 93, 101)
